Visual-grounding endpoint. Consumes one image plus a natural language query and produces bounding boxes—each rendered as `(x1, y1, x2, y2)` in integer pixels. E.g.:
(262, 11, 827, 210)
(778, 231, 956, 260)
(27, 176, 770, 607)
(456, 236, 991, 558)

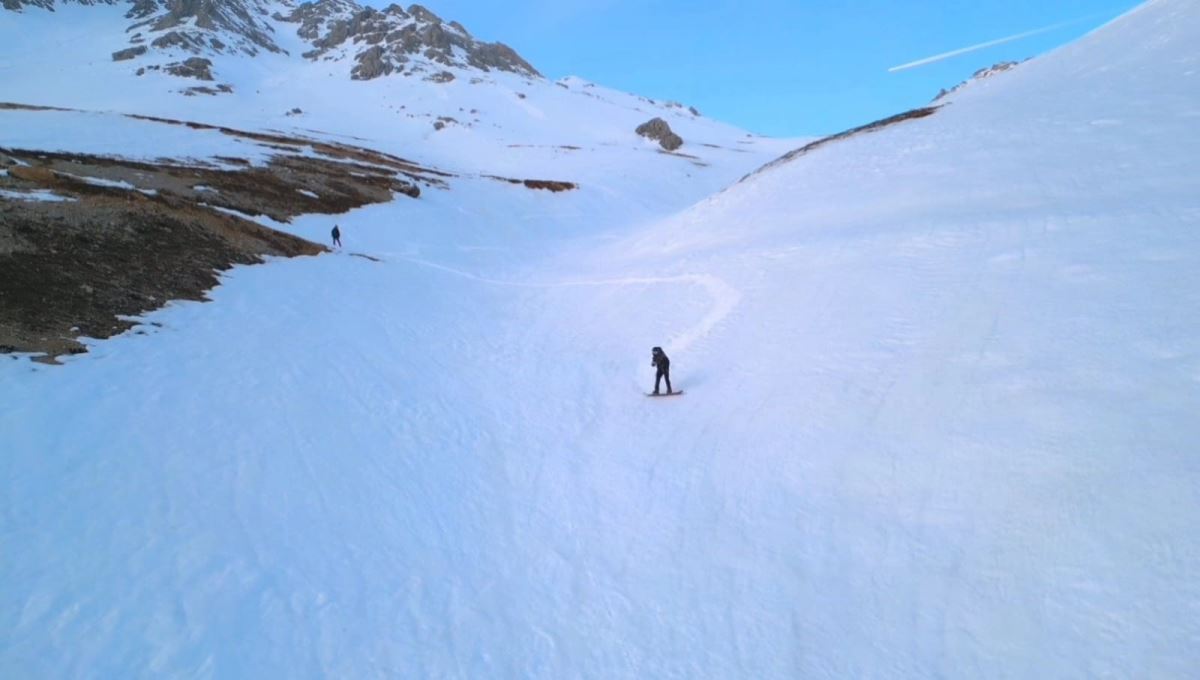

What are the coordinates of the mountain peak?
(127, 0, 285, 56)
(4, 0, 541, 80)
(281, 0, 541, 80)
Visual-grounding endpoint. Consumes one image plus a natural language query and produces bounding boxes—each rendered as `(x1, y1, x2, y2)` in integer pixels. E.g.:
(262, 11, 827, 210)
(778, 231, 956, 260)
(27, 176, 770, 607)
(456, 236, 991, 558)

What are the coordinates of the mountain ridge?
(2, 0, 540, 80)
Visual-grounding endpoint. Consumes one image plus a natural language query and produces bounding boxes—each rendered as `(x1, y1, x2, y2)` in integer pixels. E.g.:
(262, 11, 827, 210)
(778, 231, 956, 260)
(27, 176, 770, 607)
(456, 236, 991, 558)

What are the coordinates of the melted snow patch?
(59, 173, 135, 190)
(0, 188, 75, 202)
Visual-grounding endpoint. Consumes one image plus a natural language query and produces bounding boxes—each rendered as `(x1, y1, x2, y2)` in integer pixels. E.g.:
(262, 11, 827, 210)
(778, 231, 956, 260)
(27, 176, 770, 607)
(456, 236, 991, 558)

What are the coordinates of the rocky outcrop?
(350, 45, 392, 80)
(9, 0, 542, 84)
(128, 0, 285, 56)
(164, 57, 214, 80)
(934, 61, 1023, 101)
(111, 45, 147, 61)
(281, 1, 541, 80)
(636, 117, 684, 151)
(6, 1, 284, 56)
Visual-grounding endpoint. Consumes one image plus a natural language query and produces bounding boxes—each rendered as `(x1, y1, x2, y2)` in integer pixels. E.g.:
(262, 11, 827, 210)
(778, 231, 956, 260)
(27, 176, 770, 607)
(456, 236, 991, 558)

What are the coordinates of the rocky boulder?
(636, 117, 684, 151)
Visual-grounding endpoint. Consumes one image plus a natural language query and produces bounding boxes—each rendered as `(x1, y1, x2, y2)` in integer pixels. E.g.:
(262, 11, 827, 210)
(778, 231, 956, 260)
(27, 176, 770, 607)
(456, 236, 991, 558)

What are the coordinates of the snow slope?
(3, 0, 1200, 678)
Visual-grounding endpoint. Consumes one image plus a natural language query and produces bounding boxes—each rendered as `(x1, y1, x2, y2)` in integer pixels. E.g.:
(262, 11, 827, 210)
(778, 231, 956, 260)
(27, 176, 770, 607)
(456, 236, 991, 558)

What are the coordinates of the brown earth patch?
(484, 175, 578, 192)
(122, 112, 453, 184)
(521, 179, 577, 192)
(0, 192, 322, 362)
(0, 102, 74, 112)
(0, 137, 430, 360)
(2, 148, 421, 223)
(0, 102, 452, 186)
(0, 102, 581, 361)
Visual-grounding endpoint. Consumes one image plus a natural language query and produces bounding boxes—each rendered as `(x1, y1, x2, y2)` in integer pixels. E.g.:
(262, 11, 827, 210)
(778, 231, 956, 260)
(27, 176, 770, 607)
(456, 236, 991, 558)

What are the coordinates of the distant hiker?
(331, 224, 342, 248)
(651, 346, 672, 395)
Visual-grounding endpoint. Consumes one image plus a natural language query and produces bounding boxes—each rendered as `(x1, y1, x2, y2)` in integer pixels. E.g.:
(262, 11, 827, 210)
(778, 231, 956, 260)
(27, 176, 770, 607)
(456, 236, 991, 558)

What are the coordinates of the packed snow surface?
(3, 0, 1200, 677)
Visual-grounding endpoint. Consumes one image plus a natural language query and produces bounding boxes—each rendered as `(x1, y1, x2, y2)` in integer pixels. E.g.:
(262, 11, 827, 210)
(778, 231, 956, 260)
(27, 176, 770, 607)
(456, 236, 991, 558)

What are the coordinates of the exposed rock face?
(636, 117, 684, 151)
(7, 1, 543, 84)
(350, 45, 392, 80)
(280, 1, 542, 80)
(129, 0, 285, 56)
(934, 60, 1023, 101)
(5, 1, 283, 56)
(111, 45, 147, 61)
(164, 57, 214, 80)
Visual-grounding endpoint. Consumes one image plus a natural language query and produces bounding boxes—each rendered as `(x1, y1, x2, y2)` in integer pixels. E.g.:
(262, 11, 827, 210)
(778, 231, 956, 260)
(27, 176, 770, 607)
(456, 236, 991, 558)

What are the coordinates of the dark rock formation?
(281, 1, 541, 80)
(128, 0, 285, 56)
(164, 57, 214, 80)
(636, 117, 684, 151)
(112, 45, 147, 61)
(351, 45, 392, 80)
(934, 61, 1023, 101)
(9, 1, 541, 84)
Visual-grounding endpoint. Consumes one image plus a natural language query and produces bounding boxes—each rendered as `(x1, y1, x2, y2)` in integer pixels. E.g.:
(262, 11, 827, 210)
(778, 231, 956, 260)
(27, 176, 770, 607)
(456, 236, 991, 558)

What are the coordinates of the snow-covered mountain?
(1, 0, 789, 183)
(3, 0, 1199, 677)
(5, 0, 538, 77)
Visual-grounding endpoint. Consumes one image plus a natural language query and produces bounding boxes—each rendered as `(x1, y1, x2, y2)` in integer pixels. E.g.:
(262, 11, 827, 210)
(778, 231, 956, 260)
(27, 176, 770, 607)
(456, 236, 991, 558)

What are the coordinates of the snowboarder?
(651, 346, 672, 395)
(331, 224, 342, 248)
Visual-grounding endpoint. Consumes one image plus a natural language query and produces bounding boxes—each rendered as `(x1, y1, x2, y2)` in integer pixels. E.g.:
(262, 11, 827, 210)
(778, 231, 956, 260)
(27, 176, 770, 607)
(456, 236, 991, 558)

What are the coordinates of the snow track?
(399, 255, 741, 357)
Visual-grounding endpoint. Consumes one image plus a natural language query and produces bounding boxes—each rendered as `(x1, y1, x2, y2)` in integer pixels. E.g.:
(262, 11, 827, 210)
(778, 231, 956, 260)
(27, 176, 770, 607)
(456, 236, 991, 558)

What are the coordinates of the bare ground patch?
(0, 139, 431, 360)
(483, 175, 578, 192)
(0, 103, 581, 361)
(0, 192, 321, 361)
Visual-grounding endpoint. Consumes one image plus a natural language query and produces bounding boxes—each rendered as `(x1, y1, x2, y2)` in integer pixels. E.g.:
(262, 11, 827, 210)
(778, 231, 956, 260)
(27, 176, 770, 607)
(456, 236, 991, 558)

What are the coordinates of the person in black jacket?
(331, 224, 342, 248)
(651, 346, 672, 395)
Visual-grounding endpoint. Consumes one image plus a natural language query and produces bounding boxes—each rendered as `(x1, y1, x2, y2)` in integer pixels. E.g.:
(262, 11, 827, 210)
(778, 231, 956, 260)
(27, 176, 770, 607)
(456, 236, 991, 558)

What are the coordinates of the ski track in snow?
(397, 255, 741, 359)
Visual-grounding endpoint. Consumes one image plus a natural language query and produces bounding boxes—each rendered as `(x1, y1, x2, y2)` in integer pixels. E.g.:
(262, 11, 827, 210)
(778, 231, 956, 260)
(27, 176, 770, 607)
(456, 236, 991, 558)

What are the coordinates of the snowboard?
(646, 391, 684, 397)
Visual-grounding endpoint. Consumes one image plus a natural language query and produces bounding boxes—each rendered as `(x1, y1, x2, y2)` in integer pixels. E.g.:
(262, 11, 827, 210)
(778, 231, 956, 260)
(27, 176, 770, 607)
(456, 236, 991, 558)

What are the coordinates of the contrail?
(887, 16, 1096, 72)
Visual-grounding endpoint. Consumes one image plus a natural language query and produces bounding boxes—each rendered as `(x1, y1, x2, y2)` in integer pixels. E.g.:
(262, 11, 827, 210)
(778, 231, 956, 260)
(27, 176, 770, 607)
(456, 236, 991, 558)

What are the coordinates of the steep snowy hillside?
(3, 0, 1198, 678)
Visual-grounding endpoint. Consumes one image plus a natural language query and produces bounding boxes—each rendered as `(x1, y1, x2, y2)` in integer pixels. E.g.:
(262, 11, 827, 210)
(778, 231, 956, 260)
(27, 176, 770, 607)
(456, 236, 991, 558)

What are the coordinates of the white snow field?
(3, 0, 1200, 677)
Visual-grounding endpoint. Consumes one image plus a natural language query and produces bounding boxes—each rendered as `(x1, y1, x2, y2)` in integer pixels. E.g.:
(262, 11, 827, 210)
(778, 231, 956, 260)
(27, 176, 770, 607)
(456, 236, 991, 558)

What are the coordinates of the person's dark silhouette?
(651, 346, 672, 394)
(331, 225, 342, 248)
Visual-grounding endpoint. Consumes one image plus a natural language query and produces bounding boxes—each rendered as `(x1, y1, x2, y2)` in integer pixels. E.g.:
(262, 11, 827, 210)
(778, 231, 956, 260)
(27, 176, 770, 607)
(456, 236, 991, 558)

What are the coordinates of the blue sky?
(367, 1, 1142, 137)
